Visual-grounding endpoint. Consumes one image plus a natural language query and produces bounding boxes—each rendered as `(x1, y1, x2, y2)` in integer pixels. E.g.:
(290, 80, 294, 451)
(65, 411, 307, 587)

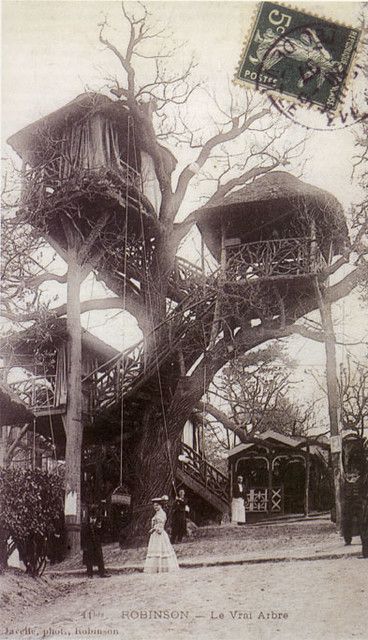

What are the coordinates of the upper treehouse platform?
(196, 171, 348, 318)
(7, 93, 177, 295)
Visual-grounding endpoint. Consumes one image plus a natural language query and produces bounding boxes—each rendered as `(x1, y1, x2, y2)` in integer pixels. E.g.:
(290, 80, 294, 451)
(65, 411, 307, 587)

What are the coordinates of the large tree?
(1, 3, 367, 544)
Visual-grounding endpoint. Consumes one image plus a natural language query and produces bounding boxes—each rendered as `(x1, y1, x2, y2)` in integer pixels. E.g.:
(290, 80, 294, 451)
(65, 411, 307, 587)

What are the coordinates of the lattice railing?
(84, 340, 146, 413)
(225, 237, 326, 281)
(179, 443, 229, 503)
(27, 155, 140, 188)
(84, 285, 215, 414)
(171, 257, 204, 286)
(8, 375, 57, 410)
(22, 155, 143, 207)
(245, 486, 283, 512)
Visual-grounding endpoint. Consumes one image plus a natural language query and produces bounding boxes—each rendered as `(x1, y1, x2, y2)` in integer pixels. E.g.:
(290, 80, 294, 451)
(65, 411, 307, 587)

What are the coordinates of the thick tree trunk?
(64, 249, 83, 555)
(127, 373, 208, 538)
(128, 409, 182, 539)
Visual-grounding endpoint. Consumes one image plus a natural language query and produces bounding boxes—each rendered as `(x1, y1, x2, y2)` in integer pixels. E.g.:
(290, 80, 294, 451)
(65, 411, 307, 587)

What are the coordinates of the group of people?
(82, 489, 189, 577)
(82, 473, 368, 578)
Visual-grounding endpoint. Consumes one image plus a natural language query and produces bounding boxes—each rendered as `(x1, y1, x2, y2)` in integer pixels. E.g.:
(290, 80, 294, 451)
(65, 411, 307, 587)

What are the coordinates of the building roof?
(196, 171, 348, 261)
(7, 92, 177, 176)
(0, 380, 34, 425)
(0, 317, 120, 368)
(7, 93, 130, 162)
(227, 429, 329, 458)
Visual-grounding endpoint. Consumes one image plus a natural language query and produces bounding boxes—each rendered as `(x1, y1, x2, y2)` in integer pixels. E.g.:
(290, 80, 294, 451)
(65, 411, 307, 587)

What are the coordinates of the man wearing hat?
(81, 505, 110, 578)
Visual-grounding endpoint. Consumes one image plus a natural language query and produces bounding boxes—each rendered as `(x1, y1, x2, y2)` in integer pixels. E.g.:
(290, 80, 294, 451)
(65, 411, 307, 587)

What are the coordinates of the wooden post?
(268, 456, 273, 515)
(310, 219, 318, 272)
(0, 426, 6, 468)
(314, 278, 342, 530)
(64, 248, 83, 555)
(304, 445, 310, 517)
(208, 223, 226, 348)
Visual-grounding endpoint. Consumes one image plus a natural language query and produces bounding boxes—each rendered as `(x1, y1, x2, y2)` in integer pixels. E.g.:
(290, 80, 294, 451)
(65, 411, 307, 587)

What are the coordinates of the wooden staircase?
(177, 443, 229, 515)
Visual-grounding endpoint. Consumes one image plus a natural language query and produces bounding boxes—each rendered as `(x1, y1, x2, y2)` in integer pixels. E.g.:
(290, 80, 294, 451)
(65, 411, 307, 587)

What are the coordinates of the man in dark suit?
(81, 506, 110, 578)
(171, 489, 189, 544)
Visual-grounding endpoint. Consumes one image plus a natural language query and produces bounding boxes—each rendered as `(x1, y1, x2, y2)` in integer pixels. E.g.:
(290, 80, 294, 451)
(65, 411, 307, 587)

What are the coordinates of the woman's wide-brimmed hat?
(151, 495, 169, 503)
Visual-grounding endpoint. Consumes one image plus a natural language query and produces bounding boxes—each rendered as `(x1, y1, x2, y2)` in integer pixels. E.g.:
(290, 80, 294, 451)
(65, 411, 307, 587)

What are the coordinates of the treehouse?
(7, 92, 175, 294)
(196, 172, 349, 321)
(0, 317, 122, 453)
(228, 430, 331, 521)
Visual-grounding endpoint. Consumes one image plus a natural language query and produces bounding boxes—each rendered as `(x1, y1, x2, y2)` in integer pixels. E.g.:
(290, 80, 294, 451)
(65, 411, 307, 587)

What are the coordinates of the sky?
(1, 0, 367, 420)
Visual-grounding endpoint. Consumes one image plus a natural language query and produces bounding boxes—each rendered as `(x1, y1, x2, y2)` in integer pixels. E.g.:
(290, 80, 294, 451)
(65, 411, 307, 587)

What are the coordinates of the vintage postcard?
(1, 1, 367, 640)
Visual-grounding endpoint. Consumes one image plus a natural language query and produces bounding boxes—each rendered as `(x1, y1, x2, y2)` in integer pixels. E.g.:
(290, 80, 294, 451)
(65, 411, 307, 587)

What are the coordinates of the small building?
(228, 430, 331, 520)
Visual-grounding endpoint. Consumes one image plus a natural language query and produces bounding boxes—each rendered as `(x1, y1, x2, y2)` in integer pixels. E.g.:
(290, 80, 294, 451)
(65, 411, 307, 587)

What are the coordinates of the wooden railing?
(8, 375, 57, 410)
(245, 486, 283, 513)
(23, 155, 142, 201)
(179, 443, 229, 504)
(171, 257, 204, 288)
(225, 237, 326, 281)
(84, 285, 215, 414)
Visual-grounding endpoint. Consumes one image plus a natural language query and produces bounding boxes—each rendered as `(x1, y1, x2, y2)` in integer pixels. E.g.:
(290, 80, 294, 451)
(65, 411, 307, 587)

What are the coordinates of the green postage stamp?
(236, 2, 360, 111)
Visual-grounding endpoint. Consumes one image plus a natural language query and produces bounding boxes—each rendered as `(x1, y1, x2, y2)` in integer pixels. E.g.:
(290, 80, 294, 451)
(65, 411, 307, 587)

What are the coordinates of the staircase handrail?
(180, 442, 229, 503)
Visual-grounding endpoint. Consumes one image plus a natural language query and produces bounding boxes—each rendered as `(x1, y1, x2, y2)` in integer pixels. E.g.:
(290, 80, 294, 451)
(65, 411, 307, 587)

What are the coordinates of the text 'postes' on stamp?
(237, 1, 360, 112)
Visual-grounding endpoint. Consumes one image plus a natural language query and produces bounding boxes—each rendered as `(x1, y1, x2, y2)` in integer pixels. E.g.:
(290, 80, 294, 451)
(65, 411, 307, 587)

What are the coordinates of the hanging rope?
(32, 417, 36, 469)
(116, 114, 132, 491)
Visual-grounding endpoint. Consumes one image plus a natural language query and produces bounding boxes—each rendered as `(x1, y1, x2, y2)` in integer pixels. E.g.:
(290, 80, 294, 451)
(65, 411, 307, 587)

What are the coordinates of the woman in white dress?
(144, 497, 180, 573)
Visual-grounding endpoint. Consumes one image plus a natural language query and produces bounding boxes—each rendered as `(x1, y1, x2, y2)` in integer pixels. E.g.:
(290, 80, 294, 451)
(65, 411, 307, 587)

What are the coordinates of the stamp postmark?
(236, 2, 361, 114)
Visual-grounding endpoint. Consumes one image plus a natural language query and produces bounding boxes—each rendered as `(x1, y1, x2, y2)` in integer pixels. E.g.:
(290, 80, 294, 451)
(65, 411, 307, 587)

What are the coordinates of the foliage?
(339, 356, 368, 437)
(0, 468, 64, 577)
(211, 343, 312, 438)
(1, 2, 368, 537)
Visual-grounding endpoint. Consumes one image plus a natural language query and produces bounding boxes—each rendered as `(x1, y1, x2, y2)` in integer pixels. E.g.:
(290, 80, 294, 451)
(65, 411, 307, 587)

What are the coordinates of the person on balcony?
(171, 489, 189, 544)
(231, 475, 246, 525)
(144, 496, 179, 573)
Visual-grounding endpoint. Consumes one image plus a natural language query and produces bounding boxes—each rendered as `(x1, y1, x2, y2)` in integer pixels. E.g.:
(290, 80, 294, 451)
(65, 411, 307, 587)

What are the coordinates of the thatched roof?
(7, 92, 177, 174)
(196, 171, 348, 261)
(0, 317, 120, 368)
(0, 381, 33, 425)
(7, 94, 121, 160)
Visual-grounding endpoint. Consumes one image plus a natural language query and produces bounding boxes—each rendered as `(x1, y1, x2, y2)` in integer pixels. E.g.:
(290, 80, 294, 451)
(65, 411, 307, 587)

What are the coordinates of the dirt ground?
(58, 518, 340, 569)
(1, 519, 367, 640)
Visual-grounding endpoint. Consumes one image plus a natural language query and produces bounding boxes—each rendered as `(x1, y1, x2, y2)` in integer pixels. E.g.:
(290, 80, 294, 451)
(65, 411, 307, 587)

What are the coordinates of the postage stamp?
(236, 2, 361, 112)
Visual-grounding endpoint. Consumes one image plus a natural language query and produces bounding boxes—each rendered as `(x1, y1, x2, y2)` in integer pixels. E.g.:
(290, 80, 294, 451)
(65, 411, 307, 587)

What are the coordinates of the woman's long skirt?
(231, 497, 246, 524)
(144, 530, 180, 573)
